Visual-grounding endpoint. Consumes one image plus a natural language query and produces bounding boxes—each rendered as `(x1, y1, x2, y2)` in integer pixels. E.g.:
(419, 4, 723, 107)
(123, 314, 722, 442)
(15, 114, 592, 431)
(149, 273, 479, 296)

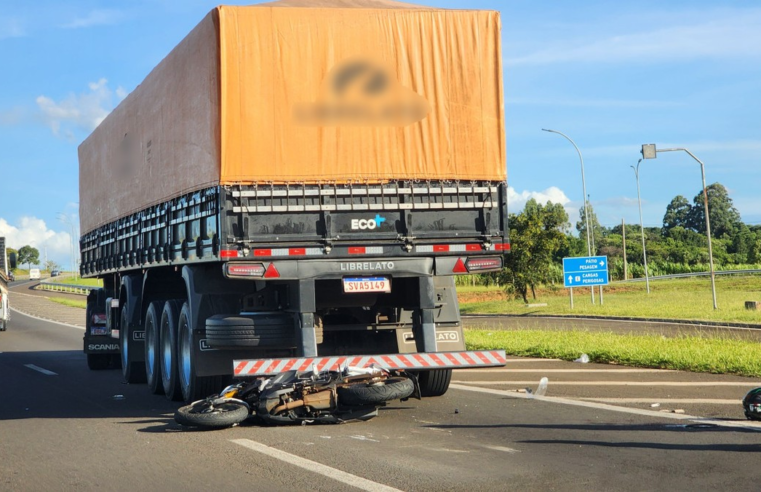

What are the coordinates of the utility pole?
(622, 218, 627, 280)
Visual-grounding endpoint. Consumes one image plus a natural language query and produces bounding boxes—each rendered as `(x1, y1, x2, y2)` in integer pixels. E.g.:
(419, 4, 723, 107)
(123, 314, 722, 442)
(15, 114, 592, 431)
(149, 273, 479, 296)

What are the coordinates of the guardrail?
(614, 269, 761, 283)
(38, 277, 97, 295)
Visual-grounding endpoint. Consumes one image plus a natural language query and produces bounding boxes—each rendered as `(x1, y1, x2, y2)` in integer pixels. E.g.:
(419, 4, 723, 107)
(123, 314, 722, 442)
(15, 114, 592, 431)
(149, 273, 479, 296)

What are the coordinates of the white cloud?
(507, 11, 761, 66)
(60, 9, 125, 29)
(0, 216, 75, 269)
(36, 79, 121, 139)
(508, 185, 571, 211)
(0, 17, 25, 39)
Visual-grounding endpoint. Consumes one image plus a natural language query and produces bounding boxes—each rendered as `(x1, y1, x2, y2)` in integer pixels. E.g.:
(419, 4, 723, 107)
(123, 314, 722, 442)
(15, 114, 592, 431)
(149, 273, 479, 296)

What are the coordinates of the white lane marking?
(450, 384, 761, 432)
(482, 445, 521, 454)
(578, 398, 740, 405)
(453, 380, 758, 387)
(231, 439, 403, 492)
(456, 368, 666, 373)
(11, 308, 85, 330)
(24, 364, 58, 376)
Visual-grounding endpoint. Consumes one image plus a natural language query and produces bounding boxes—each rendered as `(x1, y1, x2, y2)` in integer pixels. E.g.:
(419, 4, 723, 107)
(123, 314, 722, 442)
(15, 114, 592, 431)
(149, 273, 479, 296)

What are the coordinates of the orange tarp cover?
(79, 1, 505, 233)
(219, 4, 504, 183)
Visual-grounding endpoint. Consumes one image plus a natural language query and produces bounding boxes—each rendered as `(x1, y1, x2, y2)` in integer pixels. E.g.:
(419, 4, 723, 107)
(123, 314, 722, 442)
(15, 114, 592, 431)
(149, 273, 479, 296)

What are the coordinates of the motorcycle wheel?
(174, 400, 249, 429)
(337, 377, 415, 406)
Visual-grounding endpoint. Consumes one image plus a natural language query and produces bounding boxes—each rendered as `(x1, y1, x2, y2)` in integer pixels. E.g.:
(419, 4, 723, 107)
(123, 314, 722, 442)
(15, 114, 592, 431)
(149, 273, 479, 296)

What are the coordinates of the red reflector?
(434, 245, 449, 252)
(254, 249, 272, 257)
(289, 248, 306, 256)
(466, 257, 503, 272)
(452, 258, 468, 274)
(227, 264, 266, 277)
(466, 244, 481, 251)
(349, 247, 366, 254)
(220, 250, 239, 258)
(495, 243, 511, 251)
(264, 263, 280, 278)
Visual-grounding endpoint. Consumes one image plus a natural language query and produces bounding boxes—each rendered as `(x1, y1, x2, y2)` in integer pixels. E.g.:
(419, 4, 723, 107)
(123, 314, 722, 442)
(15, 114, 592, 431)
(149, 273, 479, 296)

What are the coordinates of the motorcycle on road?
(175, 366, 418, 429)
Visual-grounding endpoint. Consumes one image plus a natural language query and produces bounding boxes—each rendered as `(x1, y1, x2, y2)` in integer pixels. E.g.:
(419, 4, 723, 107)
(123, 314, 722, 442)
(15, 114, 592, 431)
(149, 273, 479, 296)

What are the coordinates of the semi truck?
(79, 0, 510, 403)
(0, 237, 17, 332)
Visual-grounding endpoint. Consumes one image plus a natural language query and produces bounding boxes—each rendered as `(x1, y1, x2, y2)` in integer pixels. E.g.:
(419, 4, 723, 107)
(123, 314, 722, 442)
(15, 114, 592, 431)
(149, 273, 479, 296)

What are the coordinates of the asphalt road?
(2, 288, 761, 491)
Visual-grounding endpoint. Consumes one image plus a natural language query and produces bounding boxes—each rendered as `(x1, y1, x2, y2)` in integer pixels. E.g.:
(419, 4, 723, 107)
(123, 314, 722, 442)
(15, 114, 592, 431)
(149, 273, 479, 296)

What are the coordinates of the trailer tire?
(160, 300, 183, 401)
(144, 301, 164, 395)
(174, 400, 249, 429)
(179, 302, 224, 403)
(416, 369, 452, 397)
(120, 304, 146, 384)
(0, 320, 6, 331)
(337, 377, 414, 406)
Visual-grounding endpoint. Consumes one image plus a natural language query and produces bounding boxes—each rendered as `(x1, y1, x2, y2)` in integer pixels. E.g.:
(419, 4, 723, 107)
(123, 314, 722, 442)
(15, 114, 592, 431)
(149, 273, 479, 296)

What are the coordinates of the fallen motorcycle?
(174, 365, 418, 429)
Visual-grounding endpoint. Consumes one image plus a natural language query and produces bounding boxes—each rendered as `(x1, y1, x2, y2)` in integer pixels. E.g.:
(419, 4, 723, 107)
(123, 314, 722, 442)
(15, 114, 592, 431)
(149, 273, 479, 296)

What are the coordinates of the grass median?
(48, 297, 87, 309)
(458, 275, 761, 324)
(459, 274, 761, 377)
(465, 328, 761, 377)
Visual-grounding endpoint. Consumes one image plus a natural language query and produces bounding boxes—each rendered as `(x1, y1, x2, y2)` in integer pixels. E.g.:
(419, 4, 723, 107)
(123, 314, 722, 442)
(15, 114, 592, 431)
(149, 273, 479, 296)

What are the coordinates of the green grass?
(48, 297, 88, 309)
(458, 275, 761, 324)
(48, 276, 102, 287)
(465, 328, 761, 377)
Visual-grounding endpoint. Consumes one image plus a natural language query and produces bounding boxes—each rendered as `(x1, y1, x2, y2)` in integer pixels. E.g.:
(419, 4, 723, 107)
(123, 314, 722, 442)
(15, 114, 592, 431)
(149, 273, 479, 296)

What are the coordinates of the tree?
(575, 203, 604, 254)
(17, 245, 40, 270)
(662, 195, 691, 232)
(685, 183, 741, 238)
(45, 260, 60, 273)
(504, 199, 569, 302)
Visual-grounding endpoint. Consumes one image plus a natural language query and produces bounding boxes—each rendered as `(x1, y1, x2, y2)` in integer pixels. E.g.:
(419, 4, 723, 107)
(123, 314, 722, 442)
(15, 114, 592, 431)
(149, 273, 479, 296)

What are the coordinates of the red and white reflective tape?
(416, 243, 509, 253)
(233, 350, 507, 377)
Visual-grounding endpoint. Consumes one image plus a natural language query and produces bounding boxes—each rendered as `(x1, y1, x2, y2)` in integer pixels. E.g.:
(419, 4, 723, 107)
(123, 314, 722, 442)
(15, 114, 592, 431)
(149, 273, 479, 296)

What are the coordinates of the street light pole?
(630, 158, 650, 294)
(58, 213, 78, 280)
(641, 144, 717, 309)
(543, 128, 594, 304)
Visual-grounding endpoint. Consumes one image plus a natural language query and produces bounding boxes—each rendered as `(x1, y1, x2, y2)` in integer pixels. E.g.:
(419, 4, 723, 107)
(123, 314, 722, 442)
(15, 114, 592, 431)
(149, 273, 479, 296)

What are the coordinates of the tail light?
(226, 263, 266, 277)
(466, 257, 503, 272)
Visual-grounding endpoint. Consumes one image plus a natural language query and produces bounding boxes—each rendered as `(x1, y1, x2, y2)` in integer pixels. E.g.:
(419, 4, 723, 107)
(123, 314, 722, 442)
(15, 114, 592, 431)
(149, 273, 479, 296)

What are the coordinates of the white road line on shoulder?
(456, 368, 665, 373)
(10, 308, 84, 330)
(450, 384, 761, 432)
(578, 398, 740, 405)
(231, 439, 403, 492)
(24, 364, 58, 376)
(452, 380, 758, 387)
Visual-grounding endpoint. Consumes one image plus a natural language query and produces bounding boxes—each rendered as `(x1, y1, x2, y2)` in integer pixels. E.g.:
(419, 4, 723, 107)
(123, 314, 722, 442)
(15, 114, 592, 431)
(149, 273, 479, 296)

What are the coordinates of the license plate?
(91, 327, 109, 335)
(343, 277, 391, 293)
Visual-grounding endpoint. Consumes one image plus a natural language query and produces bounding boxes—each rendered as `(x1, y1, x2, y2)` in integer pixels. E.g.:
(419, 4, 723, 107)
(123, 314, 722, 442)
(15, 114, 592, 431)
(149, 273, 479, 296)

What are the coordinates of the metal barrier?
(38, 278, 97, 295)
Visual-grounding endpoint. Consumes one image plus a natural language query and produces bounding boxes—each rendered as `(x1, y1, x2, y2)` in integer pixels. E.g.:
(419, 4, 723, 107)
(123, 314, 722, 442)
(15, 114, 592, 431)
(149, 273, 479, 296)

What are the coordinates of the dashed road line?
(231, 439, 403, 492)
(24, 364, 58, 376)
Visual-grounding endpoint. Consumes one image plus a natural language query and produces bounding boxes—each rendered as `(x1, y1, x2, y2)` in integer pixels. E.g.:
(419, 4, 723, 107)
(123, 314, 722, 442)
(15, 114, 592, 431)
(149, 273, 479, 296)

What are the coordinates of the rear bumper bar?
(234, 350, 507, 377)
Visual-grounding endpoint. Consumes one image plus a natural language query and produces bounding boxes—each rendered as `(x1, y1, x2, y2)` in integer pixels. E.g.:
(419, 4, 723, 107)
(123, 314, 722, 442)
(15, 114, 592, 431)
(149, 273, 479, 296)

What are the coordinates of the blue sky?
(1, 0, 759, 269)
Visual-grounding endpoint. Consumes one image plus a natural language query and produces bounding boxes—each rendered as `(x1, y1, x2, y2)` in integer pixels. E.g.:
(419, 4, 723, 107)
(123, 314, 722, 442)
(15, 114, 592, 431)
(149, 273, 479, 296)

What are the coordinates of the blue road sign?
(562, 255, 609, 288)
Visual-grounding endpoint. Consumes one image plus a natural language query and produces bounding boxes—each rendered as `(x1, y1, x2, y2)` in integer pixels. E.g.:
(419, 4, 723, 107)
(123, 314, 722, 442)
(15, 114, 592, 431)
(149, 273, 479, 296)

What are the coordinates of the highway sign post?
(562, 256, 609, 309)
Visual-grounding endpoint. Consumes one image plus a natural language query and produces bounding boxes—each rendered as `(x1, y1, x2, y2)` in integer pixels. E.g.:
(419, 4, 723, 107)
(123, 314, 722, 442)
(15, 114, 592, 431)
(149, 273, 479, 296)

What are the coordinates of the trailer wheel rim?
(179, 312, 192, 395)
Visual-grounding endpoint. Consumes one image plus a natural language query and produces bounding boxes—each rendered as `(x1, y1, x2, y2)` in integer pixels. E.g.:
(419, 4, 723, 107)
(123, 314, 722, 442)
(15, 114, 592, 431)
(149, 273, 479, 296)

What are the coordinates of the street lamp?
(641, 144, 717, 309)
(630, 159, 650, 294)
(543, 128, 594, 304)
(58, 213, 78, 280)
